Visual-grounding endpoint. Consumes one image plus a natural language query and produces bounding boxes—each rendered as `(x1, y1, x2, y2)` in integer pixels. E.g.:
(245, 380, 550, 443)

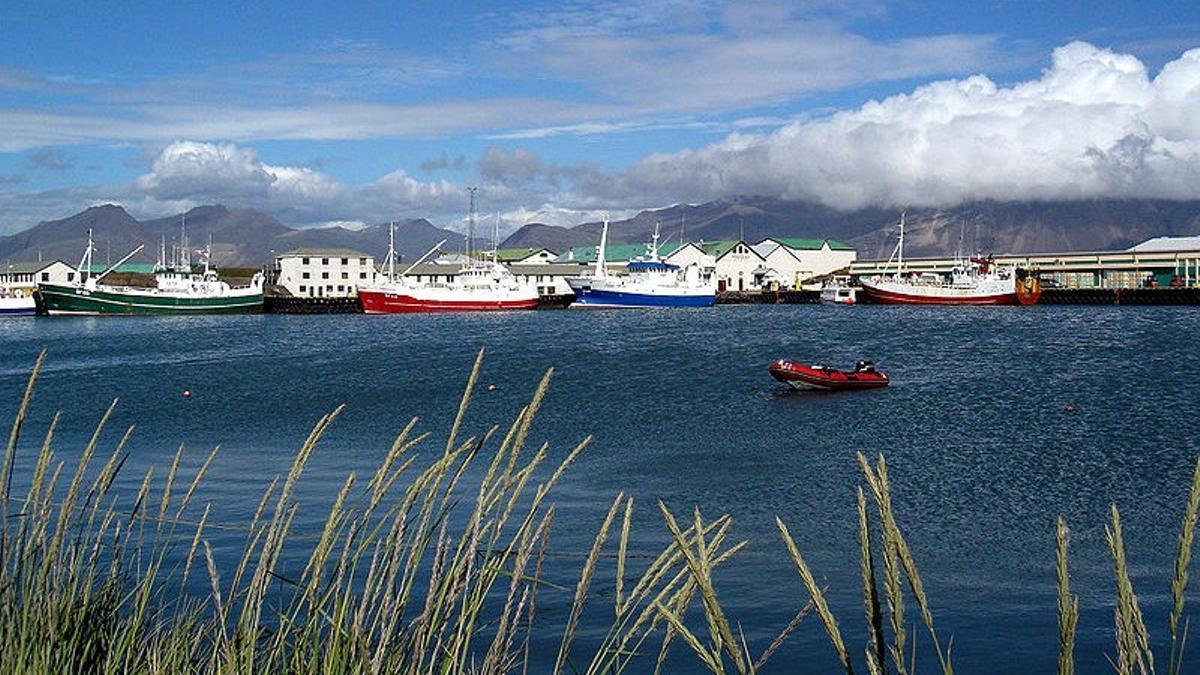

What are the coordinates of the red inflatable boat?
(769, 359, 889, 391)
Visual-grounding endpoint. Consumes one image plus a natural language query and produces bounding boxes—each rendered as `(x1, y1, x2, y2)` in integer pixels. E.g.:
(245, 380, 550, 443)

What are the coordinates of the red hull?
(358, 290, 539, 313)
(859, 285, 1019, 305)
(769, 360, 889, 391)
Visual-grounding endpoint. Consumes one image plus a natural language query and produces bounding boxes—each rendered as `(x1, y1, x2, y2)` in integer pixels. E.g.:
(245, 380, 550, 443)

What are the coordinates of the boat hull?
(37, 284, 263, 315)
(358, 289, 539, 313)
(860, 275, 1041, 305)
(859, 281, 1018, 305)
(568, 287, 715, 309)
(0, 296, 36, 316)
(769, 360, 889, 391)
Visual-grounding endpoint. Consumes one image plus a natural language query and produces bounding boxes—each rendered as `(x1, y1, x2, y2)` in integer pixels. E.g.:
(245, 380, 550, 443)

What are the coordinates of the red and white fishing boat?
(357, 193, 539, 314)
(769, 359, 890, 391)
(859, 214, 1040, 305)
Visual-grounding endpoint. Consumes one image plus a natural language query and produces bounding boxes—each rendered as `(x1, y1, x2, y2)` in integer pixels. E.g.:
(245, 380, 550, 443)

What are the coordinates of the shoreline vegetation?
(2, 349, 1199, 673)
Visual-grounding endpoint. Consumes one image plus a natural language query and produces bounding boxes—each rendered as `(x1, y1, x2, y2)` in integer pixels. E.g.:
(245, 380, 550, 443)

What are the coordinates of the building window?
(359, 272, 367, 279)
(302, 257, 309, 265)
(322, 258, 329, 265)
(41, 272, 49, 281)
(337, 285, 345, 292)
(359, 257, 367, 265)
(302, 272, 310, 279)
(299, 285, 307, 292)
(322, 272, 329, 279)
(341, 258, 348, 265)
(326, 285, 333, 291)
(67, 272, 75, 282)
(341, 272, 348, 280)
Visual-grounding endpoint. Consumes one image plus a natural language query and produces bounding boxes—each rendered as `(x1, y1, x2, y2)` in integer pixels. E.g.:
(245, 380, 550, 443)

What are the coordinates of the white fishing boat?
(567, 219, 716, 308)
(859, 213, 1041, 305)
(357, 191, 539, 313)
(38, 224, 264, 315)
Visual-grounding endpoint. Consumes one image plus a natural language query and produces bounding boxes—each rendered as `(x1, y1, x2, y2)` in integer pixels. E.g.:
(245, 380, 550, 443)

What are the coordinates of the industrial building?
(273, 249, 377, 298)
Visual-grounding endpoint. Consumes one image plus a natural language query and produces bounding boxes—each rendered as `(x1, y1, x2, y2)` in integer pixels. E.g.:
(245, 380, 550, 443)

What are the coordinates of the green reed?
(3, 349, 1200, 673)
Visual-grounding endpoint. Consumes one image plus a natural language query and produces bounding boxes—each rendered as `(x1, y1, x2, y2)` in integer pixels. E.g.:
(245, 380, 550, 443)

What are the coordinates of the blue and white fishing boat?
(567, 219, 716, 308)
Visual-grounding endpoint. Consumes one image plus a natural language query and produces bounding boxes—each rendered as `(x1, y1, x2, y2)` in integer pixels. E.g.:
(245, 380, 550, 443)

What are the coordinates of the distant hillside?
(0, 205, 470, 267)
(502, 197, 1200, 257)
(7, 198, 1200, 267)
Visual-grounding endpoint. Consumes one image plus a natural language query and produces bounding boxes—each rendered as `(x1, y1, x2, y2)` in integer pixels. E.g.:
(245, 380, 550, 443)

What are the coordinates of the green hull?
(37, 284, 263, 316)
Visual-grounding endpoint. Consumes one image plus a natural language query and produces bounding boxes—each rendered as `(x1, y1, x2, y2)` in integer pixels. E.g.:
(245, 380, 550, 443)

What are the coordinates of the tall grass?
(3, 349, 1200, 673)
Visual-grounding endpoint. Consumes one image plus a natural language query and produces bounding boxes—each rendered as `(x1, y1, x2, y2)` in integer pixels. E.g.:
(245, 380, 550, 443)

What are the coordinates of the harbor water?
(1, 305, 1198, 672)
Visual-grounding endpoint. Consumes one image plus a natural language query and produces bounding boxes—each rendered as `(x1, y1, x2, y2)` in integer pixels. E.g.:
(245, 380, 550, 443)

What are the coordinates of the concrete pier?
(1039, 288, 1200, 305)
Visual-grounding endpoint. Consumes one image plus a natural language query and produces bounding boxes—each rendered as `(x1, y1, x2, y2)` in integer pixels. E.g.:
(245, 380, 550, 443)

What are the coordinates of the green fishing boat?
(37, 227, 263, 316)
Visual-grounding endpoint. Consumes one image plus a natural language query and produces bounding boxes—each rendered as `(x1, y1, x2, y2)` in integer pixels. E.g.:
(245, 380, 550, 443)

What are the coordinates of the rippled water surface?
(1, 305, 1198, 672)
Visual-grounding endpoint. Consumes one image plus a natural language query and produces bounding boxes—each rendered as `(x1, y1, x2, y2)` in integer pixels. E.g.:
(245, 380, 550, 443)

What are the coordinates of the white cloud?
(315, 220, 368, 231)
(582, 42, 1200, 209)
(501, 204, 637, 229)
(135, 141, 276, 200)
(376, 170, 461, 209)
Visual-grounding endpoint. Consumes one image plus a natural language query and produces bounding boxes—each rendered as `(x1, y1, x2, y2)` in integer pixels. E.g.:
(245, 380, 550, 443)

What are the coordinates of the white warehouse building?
(2, 260, 78, 289)
(274, 249, 378, 298)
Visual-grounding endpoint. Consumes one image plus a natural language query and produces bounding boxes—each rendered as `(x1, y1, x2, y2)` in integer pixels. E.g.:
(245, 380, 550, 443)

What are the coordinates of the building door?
(718, 278, 727, 292)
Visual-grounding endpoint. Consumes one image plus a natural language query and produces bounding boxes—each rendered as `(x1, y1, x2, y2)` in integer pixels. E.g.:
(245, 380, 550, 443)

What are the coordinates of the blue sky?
(0, 0, 1198, 234)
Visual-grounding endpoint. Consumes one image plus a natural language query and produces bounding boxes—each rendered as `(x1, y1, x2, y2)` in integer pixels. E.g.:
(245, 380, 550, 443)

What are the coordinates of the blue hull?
(571, 288, 715, 308)
(0, 307, 36, 316)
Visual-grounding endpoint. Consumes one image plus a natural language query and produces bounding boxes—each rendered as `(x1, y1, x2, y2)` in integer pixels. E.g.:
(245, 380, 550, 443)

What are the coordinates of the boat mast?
(466, 186, 477, 263)
(595, 215, 609, 279)
(649, 222, 661, 259)
(78, 228, 95, 283)
(492, 212, 500, 265)
(956, 219, 965, 264)
(180, 214, 191, 270)
(898, 211, 905, 273)
(204, 233, 213, 276)
(387, 221, 396, 283)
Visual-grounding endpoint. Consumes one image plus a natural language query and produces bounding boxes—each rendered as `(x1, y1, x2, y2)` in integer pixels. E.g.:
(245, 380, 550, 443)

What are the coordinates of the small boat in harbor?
(0, 287, 36, 316)
(859, 213, 1040, 305)
(37, 226, 264, 316)
(769, 359, 889, 391)
(819, 277, 857, 305)
(567, 219, 716, 308)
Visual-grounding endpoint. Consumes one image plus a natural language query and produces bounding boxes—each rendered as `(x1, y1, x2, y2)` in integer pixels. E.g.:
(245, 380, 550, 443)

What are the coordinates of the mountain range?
(0, 204, 471, 268)
(4, 197, 1200, 268)
(501, 197, 1200, 258)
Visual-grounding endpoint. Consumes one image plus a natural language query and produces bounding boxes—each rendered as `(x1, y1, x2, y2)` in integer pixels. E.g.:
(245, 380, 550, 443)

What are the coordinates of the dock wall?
(717, 290, 821, 304)
(264, 296, 363, 314)
(1039, 288, 1200, 305)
